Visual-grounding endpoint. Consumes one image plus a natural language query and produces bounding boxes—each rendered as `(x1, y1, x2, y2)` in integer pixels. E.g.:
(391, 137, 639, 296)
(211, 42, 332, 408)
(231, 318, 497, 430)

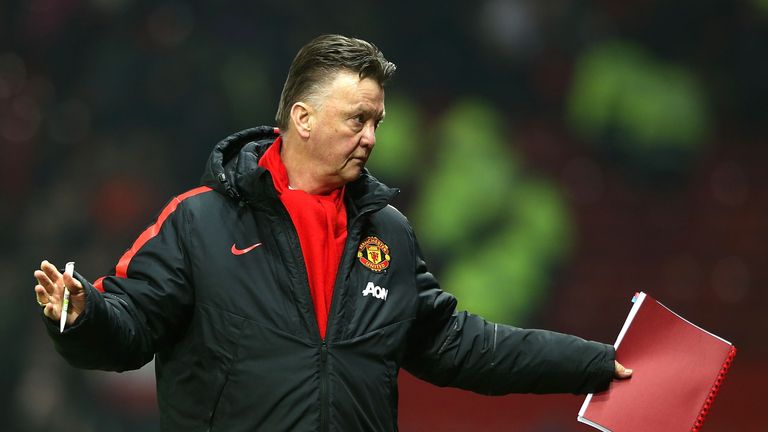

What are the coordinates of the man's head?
(276, 35, 396, 193)
(275, 34, 396, 132)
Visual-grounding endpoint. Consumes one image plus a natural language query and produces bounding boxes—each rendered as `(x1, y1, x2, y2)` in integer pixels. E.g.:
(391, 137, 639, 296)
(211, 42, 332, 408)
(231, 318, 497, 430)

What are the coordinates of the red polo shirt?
(258, 137, 347, 339)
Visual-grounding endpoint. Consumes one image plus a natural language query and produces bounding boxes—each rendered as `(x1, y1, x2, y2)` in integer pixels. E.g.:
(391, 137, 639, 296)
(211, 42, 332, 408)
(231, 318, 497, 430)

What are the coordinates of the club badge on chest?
(357, 236, 391, 272)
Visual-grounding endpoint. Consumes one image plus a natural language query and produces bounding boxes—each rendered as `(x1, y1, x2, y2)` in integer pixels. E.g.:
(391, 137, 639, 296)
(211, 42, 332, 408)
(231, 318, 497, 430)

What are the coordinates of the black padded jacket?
(45, 126, 615, 431)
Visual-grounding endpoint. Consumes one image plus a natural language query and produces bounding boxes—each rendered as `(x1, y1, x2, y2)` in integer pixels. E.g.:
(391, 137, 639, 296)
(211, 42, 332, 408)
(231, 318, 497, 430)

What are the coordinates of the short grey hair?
(275, 34, 396, 131)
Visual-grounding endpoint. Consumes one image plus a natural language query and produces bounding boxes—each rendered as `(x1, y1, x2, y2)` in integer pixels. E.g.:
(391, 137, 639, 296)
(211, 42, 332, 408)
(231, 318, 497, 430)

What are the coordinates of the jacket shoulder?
(173, 186, 232, 213)
(371, 205, 411, 230)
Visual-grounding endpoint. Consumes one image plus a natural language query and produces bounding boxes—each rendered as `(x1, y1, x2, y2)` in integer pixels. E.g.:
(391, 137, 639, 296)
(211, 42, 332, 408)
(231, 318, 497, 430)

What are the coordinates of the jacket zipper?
(273, 205, 332, 431)
(316, 216, 366, 432)
(272, 200, 390, 432)
(320, 341, 329, 432)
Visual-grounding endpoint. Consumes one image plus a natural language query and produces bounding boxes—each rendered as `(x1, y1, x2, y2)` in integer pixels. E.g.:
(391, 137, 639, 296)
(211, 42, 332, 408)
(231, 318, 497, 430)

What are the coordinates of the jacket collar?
(200, 126, 399, 215)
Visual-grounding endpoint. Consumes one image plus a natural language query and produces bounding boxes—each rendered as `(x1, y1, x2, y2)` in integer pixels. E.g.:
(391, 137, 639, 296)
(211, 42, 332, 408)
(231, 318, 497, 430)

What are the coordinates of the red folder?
(578, 292, 736, 431)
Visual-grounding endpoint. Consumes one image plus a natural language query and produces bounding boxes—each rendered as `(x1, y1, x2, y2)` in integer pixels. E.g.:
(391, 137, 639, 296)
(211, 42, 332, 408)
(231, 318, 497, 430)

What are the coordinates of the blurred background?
(2, 0, 766, 430)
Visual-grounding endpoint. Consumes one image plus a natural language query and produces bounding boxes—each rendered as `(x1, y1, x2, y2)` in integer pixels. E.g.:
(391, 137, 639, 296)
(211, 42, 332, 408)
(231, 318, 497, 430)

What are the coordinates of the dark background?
(2, 0, 765, 430)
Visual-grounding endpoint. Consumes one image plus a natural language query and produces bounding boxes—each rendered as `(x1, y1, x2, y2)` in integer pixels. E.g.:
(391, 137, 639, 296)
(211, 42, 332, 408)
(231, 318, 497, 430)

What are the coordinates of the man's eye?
(355, 114, 365, 123)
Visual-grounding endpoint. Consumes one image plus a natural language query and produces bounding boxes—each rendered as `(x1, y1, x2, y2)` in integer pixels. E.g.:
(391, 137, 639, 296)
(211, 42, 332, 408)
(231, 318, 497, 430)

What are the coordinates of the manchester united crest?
(357, 236, 391, 272)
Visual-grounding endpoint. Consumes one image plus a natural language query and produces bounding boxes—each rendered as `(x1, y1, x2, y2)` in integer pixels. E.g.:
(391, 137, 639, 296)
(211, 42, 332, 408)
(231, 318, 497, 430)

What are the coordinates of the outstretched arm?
(33, 193, 197, 372)
(403, 232, 630, 395)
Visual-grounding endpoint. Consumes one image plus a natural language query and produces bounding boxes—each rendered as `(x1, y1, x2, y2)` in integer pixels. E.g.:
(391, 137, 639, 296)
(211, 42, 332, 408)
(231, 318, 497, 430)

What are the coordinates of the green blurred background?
(2, 0, 766, 430)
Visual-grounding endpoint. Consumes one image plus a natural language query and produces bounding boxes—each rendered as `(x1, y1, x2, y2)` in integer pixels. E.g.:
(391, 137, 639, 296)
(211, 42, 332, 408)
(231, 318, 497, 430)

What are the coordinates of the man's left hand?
(614, 360, 633, 379)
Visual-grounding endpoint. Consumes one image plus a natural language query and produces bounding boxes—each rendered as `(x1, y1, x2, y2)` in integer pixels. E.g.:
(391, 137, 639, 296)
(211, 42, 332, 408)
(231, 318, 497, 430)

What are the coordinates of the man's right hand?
(34, 260, 87, 326)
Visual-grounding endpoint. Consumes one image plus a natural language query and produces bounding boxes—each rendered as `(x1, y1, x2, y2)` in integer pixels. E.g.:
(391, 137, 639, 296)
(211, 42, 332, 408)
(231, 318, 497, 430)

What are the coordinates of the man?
(34, 34, 631, 431)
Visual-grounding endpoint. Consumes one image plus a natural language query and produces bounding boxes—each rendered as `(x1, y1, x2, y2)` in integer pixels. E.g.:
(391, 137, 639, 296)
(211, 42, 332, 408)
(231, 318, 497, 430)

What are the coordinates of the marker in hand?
(60, 261, 74, 333)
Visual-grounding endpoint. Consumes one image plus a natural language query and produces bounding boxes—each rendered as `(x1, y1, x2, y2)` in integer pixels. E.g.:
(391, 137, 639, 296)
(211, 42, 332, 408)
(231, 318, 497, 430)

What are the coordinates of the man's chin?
(341, 165, 364, 184)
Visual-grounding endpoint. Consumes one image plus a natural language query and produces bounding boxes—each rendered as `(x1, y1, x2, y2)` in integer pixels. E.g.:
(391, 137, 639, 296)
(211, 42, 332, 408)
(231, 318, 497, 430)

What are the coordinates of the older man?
(34, 34, 630, 431)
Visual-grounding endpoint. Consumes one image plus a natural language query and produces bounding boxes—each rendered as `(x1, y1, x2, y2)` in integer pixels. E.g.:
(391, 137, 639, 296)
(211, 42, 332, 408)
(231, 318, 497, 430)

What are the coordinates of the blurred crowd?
(2, 0, 766, 430)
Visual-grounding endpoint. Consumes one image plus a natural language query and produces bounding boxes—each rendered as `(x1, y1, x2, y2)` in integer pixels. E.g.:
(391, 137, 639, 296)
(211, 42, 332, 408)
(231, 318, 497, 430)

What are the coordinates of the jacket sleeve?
(402, 233, 615, 395)
(43, 195, 195, 372)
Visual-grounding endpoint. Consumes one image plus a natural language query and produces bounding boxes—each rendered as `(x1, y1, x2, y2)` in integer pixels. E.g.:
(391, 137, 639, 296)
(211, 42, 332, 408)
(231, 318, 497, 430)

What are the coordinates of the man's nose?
(360, 122, 376, 148)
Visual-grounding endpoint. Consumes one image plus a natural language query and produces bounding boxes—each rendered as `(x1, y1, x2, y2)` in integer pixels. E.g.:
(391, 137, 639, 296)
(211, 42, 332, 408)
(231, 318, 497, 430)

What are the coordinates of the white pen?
(60, 261, 75, 333)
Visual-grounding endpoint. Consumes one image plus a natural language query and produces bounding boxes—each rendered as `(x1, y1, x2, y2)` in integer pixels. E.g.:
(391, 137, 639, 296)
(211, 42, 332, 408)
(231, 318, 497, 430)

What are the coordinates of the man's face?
(306, 70, 385, 188)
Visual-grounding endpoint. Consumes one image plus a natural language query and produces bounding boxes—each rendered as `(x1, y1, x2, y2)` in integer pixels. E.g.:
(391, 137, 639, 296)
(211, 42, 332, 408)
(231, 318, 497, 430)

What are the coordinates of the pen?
(60, 261, 74, 333)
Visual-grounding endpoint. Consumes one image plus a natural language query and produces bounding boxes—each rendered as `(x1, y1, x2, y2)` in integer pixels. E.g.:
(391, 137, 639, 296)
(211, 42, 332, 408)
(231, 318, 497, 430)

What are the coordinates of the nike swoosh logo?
(231, 242, 262, 255)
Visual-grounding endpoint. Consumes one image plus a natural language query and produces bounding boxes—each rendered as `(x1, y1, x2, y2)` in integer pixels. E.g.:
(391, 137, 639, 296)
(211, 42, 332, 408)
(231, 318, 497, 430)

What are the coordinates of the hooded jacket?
(46, 126, 615, 431)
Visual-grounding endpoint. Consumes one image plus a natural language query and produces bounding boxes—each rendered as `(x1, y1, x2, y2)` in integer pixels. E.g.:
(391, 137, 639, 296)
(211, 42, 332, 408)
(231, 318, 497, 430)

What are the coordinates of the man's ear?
(290, 102, 313, 139)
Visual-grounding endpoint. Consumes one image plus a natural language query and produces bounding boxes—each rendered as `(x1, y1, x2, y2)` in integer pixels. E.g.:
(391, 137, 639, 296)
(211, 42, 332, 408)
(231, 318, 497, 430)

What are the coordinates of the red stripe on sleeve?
(107, 186, 212, 281)
(93, 276, 106, 292)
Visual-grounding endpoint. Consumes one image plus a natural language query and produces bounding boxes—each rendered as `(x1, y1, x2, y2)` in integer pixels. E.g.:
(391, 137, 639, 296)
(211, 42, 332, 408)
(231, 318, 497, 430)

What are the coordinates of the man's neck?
(280, 134, 341, 195)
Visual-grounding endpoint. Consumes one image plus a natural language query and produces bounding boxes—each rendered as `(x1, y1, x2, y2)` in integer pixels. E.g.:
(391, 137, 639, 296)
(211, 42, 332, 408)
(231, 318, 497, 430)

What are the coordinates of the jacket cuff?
(591, 343, 616, 393)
